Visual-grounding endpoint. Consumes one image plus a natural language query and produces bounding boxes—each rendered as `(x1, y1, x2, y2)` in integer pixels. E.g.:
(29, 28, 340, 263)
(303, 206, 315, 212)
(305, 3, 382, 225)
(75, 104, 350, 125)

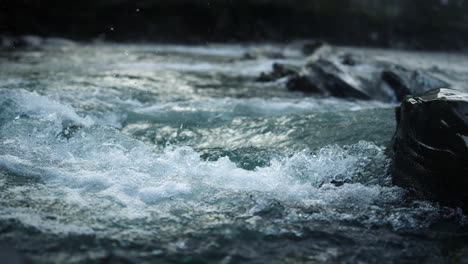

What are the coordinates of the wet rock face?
(390, 88, 468, 210)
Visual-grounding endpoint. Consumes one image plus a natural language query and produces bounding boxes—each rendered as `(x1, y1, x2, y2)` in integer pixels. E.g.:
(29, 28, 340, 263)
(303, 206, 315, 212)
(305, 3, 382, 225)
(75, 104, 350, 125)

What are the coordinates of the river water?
(0, 42, 467, 263)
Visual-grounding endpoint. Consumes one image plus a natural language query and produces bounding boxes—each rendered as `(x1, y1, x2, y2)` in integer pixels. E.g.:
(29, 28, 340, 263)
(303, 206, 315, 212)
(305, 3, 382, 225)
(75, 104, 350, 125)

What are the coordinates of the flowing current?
(0, 43, 467, 263)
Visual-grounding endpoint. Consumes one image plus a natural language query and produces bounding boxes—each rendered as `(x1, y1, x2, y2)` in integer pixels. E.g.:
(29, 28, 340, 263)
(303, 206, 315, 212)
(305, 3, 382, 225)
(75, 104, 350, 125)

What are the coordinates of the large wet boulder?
(389, 88, 468, 210)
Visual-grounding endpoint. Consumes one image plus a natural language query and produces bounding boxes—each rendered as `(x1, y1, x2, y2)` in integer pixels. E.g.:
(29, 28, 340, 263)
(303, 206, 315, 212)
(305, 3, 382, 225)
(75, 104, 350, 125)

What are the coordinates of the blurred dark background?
(1, 0, 468, 49)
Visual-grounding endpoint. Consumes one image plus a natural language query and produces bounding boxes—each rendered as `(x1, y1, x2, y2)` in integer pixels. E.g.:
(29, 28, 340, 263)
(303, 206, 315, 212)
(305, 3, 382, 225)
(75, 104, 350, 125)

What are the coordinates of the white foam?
(0, 87, 461, 236)
(0, 119, 392, 207)
(0, 89, 94, 126)
(0, 89, 395, 210)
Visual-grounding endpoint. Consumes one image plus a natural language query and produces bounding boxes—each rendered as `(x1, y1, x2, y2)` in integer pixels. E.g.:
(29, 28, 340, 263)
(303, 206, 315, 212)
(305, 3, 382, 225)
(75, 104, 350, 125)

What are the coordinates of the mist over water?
(0, 43, 467, 263)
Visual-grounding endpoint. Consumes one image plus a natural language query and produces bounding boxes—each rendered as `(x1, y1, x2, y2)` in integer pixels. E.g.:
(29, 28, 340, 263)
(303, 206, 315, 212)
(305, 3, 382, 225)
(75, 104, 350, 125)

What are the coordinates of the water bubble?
(123, 50, 129, 56)
(136, 8, 140, 12)
(110, 27, 114, 31)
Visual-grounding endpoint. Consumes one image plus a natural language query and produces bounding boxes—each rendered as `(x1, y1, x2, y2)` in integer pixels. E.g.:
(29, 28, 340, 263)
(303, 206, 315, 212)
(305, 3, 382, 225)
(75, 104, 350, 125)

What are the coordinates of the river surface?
(0, 42, 467, 263)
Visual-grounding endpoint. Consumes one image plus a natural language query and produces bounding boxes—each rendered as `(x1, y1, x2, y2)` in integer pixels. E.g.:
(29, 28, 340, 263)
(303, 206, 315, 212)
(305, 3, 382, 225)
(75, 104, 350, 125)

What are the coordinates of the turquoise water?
(0, 43, 466, 263)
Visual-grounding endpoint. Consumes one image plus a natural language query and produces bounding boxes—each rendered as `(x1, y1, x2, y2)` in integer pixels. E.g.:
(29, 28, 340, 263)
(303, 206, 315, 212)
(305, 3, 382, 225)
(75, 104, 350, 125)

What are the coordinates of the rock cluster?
(257, 46, 448, 102)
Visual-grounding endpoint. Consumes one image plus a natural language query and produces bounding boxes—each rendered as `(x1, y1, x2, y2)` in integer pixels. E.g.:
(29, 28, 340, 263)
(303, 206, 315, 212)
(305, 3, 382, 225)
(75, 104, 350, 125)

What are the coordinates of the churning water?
(0, 43, 467, 263)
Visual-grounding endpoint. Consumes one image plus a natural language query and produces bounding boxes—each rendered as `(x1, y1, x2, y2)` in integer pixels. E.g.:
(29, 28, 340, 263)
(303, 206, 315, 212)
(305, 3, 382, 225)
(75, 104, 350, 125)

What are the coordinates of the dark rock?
(242, 53, 257, 60)
(256, 63, 300, 82)
(286, 75, 321, 93)
(255, 46, 450, 102)
(272, 63, 299, 77)
(330, 179, 353, 187)
(306, 59, 370, 99)
(389, 88, 468, 210)
(287, 58, 371, 100)
(382, 65, 449, 101)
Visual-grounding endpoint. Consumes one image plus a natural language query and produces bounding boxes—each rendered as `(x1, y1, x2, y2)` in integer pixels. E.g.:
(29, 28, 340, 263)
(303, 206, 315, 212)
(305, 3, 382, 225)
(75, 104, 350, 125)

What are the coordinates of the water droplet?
(110, 27, 114, 31)
(123, 50, 129, 56)
(136, 8, 140, 12)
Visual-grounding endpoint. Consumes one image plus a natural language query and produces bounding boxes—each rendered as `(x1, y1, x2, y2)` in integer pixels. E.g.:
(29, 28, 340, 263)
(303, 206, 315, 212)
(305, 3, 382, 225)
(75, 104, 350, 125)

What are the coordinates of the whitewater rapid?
(0, 43, 467, 263)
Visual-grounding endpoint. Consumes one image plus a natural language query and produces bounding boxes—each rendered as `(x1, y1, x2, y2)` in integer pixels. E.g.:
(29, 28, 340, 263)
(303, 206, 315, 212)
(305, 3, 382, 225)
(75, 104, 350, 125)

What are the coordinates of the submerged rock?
(389, 88, 468, 210)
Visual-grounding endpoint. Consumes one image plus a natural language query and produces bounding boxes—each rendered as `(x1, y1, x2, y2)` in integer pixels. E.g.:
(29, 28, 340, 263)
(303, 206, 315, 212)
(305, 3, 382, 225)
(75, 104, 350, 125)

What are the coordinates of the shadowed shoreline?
(1, 0, 468, 50)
